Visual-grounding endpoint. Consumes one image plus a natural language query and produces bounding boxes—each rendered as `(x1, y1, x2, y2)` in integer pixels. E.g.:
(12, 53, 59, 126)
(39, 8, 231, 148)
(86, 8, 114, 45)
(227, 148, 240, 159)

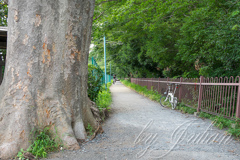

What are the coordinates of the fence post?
(179, 77, 183, 102)
(151, 78, 153, 90)
(197, 76, 204, 112)
(148, 78, 149, 89)
(236, 81, 240, 118)
(158, 77, 160, 93)
(146, 78, 148, 89)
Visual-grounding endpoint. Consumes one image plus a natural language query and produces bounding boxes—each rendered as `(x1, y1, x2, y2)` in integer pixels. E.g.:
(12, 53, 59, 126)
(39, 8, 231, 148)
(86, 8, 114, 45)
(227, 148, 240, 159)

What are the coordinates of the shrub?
(88, 64, 103, 102)
(96, 82, 112, 111)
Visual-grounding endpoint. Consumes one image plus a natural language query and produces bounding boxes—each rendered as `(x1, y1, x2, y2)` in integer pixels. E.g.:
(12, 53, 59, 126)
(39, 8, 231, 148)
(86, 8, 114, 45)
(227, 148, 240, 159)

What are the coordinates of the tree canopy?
(91, 0, 240, 78)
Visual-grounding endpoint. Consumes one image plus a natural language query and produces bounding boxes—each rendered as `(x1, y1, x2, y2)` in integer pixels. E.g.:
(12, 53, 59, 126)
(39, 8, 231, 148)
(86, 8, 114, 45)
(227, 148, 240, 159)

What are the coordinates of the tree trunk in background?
(0, 0, 96, 159)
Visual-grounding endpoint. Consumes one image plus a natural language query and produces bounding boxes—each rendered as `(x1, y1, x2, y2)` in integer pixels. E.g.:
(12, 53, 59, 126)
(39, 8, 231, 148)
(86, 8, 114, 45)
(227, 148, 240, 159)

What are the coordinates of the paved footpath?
(48, 81, 240, 160)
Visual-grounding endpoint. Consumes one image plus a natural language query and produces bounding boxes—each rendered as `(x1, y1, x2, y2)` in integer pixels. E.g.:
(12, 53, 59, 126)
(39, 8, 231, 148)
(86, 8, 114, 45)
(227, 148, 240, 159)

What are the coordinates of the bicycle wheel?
(160, 96, 168, 107)
(171, 97, 178, 110)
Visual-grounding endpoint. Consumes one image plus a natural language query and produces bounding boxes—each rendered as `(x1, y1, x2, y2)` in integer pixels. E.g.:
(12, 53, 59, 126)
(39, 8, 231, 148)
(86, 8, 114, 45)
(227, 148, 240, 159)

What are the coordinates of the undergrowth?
(96, 82, 112, 112)
(16, 126, 63, 159)
(121, 79, 161, 101)
(199, 112, 240, 139)
(86, 123, 94, 136)
(121, 79, 240, 139)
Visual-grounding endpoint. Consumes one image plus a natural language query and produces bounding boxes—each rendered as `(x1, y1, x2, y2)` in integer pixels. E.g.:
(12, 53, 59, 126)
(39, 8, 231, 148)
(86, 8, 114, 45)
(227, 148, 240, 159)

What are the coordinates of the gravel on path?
(47, 81, 240, 160)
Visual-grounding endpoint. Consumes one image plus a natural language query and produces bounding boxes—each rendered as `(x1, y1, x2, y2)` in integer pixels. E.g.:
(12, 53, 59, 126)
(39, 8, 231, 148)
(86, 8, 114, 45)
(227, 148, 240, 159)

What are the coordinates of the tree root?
(23, 152, 35, 160)
(90, 123, 104, 140)
(89, 101, 110, 140)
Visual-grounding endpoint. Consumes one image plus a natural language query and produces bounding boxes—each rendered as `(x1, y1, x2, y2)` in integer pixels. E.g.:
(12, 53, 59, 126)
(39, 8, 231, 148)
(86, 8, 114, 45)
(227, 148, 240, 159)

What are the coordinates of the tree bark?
(0, 0, 96, 159)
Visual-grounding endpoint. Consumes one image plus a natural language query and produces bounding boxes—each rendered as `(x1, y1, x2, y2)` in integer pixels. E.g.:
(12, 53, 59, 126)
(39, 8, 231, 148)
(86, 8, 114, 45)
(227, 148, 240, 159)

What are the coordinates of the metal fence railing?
(91, 57, 112, 84)
(131, 76, 240, 119)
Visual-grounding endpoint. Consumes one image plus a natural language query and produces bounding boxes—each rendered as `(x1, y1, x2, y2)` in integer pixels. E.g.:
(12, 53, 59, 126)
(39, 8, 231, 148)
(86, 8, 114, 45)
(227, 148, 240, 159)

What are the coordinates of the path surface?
(47, 81, 240, 160)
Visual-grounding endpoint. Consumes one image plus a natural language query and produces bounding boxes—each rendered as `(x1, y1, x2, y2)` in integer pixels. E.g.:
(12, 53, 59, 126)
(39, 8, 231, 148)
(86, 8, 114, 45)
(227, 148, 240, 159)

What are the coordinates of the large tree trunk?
(0, 0, 97, 159)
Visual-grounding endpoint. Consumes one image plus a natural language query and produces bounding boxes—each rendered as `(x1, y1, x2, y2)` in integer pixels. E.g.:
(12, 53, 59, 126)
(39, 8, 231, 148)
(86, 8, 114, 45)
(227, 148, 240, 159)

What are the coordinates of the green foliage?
(199, 112, 212, 119)
(16, 126, 63, 159)
(88, 64, 103, 101)
(228, 128, 240, 137)
(0, 0, 8, 26)
(96, 82, 112, 111)
(177, 0, 240, 77)
(86, 123, 94, 136)
(177, 103, 197, 114)
(16, 149, 26, 160)
(92, 0, 240, 78)
(29, 127, 62, 158)
(121, 79, 161, 102)
(199, 112, 240, 138)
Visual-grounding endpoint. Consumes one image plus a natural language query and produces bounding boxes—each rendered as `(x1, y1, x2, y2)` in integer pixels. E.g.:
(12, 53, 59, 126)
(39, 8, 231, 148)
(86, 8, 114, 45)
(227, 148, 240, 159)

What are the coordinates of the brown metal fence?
(131, 76, 240, 119)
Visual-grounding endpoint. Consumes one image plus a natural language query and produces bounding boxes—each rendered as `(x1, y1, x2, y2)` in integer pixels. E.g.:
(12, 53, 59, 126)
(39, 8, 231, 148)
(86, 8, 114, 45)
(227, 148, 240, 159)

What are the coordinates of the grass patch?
(121, 80, 161, 102)
(96, 82, 112, 112)
(176, 103, 197, 114)
(121, 79, 240, 139)
(16, 126, 63, 159)
(199, 112, 240, 138)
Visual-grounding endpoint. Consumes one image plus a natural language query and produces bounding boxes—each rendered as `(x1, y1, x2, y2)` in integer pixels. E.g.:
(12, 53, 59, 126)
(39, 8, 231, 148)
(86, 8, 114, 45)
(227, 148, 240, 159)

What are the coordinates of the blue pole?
(110, 62, 111, 81)
(91, 57, 94, 79)
(104, 36, 107, 89)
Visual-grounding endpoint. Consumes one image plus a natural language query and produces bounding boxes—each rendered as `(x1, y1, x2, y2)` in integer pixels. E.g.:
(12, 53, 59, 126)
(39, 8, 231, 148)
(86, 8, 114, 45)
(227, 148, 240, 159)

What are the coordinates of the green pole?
(104, 36, 107, 89)
(91, 57, 94, 79)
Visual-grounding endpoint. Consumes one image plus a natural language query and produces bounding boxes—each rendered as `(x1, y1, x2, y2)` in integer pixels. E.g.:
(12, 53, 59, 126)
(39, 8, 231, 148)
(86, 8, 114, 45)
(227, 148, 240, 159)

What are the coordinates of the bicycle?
(160, 83, 179, 109)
